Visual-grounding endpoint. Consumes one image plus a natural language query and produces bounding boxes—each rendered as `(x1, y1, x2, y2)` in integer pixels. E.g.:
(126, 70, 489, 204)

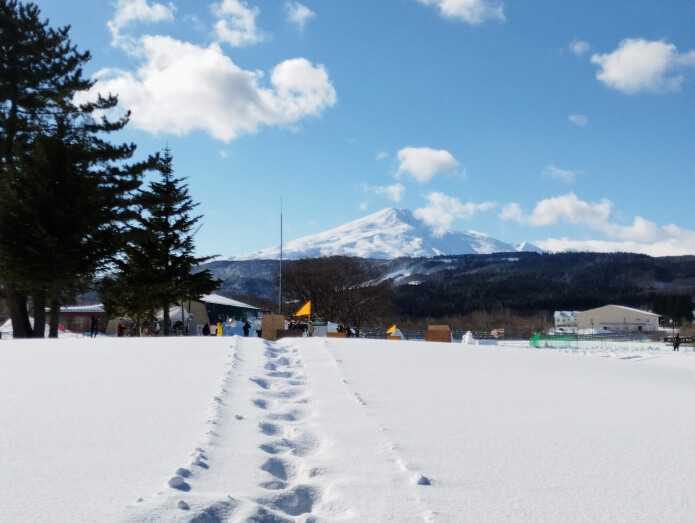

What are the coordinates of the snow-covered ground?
(1, 335, 694, 522)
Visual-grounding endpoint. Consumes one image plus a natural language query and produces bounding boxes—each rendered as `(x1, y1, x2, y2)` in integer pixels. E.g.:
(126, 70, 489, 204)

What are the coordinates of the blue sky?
(33, 0, 695, 258)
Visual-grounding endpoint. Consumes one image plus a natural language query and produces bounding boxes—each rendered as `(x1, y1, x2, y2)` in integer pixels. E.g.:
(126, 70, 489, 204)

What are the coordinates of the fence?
(357, 329, 526, 342)
(529, 332, 653, 348)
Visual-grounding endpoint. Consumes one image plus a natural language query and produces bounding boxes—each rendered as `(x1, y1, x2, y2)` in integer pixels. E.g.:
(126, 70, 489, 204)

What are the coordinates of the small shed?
(261, 314, 287, 341)
(425, 325, 452, 343)
(56, 304, 107, 335)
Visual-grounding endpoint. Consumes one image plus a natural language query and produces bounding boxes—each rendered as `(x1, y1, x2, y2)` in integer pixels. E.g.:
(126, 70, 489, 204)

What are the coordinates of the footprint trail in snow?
(123, 337, 432, 522)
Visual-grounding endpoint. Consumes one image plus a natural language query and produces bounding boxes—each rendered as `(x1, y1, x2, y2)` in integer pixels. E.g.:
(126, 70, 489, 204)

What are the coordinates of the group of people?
(336, 324, 358, 338)
(202, 320, 252, 337)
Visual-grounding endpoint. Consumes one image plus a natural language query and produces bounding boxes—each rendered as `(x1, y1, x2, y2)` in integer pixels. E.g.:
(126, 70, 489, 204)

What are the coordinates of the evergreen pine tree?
(99, 148, 218, 335)
(0, 1, 144, 337)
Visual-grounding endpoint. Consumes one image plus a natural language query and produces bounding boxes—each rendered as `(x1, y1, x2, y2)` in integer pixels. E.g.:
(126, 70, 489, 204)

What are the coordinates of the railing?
(529, 332, 653, 348)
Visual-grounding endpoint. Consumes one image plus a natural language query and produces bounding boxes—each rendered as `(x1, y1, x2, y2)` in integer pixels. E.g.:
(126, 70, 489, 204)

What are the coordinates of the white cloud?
(414, 192, 495, 236)
(376, 151, 389, 161)
(569, 39, 589, 56)
(502, 193, 695, 255)
(89, 36, 336, 142)
(535, 237, 693, 257)
(542, 164, 581, 183)
(364, 183, 406, 202)
(590, 38, 695, 94)
(108, 0, 175, 51)
(500, 193, 612, 228)
(568, 114, 588, 127)
(417, 0, 505, 24)
(212, 0, 264, 47)
(396, 147, 460, 183)
(285, 2, 315, 31)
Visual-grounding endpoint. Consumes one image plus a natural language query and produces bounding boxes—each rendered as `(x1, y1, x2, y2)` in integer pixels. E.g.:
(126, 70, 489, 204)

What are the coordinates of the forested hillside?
(203, 252, 695, 323)
(391, 252, 695, 319)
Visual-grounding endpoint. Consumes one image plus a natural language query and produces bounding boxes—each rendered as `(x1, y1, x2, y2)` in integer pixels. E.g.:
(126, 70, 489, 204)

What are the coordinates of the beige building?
(576, 305, 659, 333)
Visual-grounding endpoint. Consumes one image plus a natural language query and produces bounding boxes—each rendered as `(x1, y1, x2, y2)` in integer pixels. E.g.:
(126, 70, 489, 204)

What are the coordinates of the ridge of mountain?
(231, 207, 542, 260)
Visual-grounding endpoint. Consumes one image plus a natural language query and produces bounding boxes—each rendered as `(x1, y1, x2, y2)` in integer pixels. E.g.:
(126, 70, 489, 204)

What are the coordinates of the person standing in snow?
(90, 315, 98, 338)
(243, 321, 251, 337)
(673, 333, 681, 351)
(202, 323, 210, 336)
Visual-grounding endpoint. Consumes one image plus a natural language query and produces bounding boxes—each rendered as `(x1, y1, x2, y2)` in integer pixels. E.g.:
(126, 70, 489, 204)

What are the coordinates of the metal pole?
(279, 197, 283, 315)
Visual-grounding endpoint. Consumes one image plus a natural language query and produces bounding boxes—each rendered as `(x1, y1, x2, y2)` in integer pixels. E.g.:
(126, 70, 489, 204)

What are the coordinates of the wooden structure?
(261, 314, 286, 341)
(425, 325, 451, 343)
(55, 304, 107, 335)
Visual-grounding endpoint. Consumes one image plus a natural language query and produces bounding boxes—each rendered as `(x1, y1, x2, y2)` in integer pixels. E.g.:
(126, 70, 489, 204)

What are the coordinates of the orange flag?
(295, 300, 311, 316)
(386, 324, 396, 334)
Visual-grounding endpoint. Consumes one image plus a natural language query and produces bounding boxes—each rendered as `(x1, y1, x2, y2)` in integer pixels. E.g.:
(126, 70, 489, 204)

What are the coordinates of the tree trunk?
(5, 283, 32, 338)
(163, 303, 170, 336)
(48, 293, 61, 338)
(33, 290, 46, 338)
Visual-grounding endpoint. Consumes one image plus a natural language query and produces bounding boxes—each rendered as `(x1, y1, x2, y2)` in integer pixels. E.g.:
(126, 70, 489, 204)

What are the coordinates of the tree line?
(0, 1, 217, 337)
(272, 252, 695, 331)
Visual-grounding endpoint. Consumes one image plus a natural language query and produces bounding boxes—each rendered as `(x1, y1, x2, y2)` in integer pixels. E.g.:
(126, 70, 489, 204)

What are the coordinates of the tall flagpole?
(279, 197, 283, 315)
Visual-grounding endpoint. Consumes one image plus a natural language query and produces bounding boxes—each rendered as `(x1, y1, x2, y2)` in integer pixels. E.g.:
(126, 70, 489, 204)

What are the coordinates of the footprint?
(260, 443, 281, 455)
(258, 422, 280, 436)
(168, 475, 190, 491)
(261, 479, 288, 490)
(187, 499, 238, 522)
(252, 398, 268, 410)
(267, 410, 301, 422)
(267, 371, 293, 379)
(260, 457, 290, 481)
(260, 485, 320, 517)
(245, 506, 292, 523)
(354, 392, 367, 406)
(249, 377, 270, 389)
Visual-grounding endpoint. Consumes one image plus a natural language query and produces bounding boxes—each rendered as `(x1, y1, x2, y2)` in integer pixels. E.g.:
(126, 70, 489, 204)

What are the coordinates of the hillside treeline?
(392, 252, 695, 323)
(211, 252, 695, 330)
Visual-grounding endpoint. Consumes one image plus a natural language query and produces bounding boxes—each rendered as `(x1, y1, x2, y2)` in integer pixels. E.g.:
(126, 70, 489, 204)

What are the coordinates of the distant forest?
(204, 252, 695, 330)
(392, 252, 695, 323)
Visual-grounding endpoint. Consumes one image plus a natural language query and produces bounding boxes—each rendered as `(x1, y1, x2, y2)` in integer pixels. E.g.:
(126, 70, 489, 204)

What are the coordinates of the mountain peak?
(232, 208, 539, 260)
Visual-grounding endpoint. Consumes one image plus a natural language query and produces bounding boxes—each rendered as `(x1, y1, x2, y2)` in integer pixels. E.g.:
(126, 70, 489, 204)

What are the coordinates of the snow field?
(2, 336, 695, 521)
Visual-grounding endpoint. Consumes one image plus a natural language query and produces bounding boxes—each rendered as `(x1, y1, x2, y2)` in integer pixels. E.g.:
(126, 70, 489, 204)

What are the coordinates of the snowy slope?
(233, 208, 540, 260)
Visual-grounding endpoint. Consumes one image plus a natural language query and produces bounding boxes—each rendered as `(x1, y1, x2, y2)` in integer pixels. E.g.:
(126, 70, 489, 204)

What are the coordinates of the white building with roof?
(554, 311, 578, 331)
(576, 305, 659, 333)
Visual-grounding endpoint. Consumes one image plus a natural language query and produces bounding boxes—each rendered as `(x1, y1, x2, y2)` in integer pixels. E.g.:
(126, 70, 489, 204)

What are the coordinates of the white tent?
(155, 305, 193, 328)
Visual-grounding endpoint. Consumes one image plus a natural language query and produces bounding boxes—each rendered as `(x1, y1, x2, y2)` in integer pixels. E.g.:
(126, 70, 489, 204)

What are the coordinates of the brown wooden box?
(425, 325, 451, 343)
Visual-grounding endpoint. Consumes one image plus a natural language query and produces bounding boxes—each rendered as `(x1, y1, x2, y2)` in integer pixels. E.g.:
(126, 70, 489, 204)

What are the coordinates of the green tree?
(653, 293, 694, 325)
(99, 148, 218, 335)
(0, 0, 143, 337)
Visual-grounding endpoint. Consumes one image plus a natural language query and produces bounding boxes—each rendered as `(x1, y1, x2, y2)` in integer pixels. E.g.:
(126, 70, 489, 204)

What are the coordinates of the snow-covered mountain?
(233, 208, 542, 260)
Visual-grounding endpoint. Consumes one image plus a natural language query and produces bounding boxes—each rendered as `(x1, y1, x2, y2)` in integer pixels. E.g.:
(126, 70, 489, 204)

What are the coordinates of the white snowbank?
(1, 336, 694, 521)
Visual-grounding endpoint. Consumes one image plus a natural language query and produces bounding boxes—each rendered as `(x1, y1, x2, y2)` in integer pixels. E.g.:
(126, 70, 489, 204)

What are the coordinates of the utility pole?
(279, 197, 283, 315)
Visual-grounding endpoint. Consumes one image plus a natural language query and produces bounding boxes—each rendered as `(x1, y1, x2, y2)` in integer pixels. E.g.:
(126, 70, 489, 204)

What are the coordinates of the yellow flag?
(386, 324, 396, 334)
(295, 300, 311, 316)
